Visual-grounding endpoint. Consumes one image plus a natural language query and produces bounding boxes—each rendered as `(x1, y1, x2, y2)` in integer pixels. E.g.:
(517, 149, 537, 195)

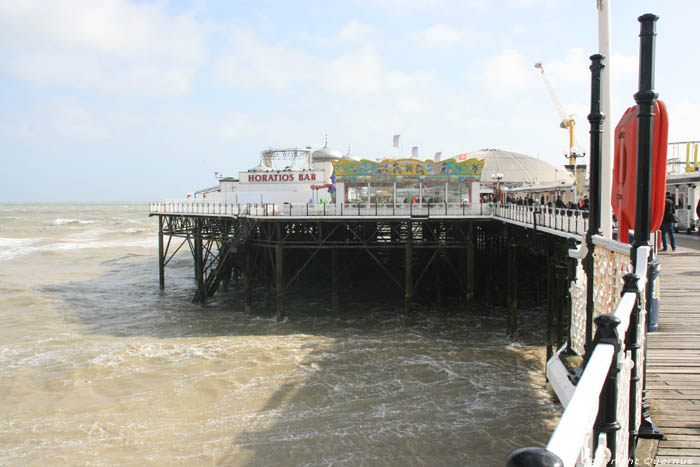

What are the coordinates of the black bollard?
(506, 447, 563, 467)
(584, 53, 606, 351)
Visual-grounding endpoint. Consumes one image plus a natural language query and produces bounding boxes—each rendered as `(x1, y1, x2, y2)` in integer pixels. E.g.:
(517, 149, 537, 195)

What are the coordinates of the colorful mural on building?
(332, 157, 485, 183)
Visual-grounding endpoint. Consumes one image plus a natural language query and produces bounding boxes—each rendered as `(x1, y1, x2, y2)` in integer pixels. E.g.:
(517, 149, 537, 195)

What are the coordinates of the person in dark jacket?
(697, 198, 700, 236)
(660, 192, 676, 251)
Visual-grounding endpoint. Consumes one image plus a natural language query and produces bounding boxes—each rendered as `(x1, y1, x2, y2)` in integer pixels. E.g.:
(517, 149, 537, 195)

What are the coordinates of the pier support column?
(546, 257, 555, 361)
(331, 249, 339, 311)
(404, 220, 413, 310)
(158, 216, 165, 290)
(194, 219, 207, 303)
(465, 223, 475, 308)
(434, 253, 442, 309)
(221, 243, 231, 292)
(244, 253, 253, 314)
(507, 239, 518, 337)
(275, 224, 284, 321)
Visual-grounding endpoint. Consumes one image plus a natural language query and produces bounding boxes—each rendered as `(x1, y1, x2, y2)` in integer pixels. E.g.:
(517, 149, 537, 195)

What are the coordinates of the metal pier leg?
(221, 244, 230, 292)
(194, 219, 206, 303)
(507, 240, 518, 337)
(158, 215, 165, 290)
(275, 242, 284, 321)
(331, 249, 339, 311)
(404, 220, 413, 311)
(466, 223, 475, 309)
(546, 258, 554, 361)
(244, 253, 252, 314)
(435, 253, 442, 309)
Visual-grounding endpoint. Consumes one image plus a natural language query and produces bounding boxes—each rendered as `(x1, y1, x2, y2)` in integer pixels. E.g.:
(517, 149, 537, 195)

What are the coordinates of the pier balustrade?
(508, 246, 650, 467)
(148, 201, 590, 236)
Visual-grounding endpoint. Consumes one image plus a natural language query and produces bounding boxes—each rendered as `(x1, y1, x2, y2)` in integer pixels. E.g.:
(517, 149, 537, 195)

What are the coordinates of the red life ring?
(611, 100, 669, 243)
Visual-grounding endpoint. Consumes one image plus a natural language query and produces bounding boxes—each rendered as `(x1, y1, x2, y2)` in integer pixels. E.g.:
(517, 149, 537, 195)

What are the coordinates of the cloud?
(1, 99, 110, 142)
(509, 0, 557, 6)
(9, 52, 195, 97)
(667, 100, 700, 143)
(468, 49, 538, 96)
(412, 24, 481, 48)
(215, 32, 435, 97)
(214, 31, 316, 92)
(0, 0, 204, 96)
(338, 20, 377, 41)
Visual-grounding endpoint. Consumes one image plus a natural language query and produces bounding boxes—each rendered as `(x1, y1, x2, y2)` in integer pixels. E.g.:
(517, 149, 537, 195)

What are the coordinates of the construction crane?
(534, 62, 580, 165)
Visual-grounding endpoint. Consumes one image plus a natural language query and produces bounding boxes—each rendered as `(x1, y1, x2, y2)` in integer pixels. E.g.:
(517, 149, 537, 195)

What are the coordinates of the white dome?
(342, 146, 359, 162)
(468, 148, 574, 185)
(312, 138, 342, 161)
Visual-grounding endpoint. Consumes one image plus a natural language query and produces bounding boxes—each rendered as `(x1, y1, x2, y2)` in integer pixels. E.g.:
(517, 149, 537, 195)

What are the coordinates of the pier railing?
(149, 200, 493, 217)
(494, 204, 588, 237)
(508, 242, 650, 467)
(149, 201, 589, 235)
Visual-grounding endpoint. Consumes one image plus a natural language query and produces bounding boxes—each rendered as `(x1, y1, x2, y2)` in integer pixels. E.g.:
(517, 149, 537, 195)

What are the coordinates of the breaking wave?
(50, 218, 97, 226)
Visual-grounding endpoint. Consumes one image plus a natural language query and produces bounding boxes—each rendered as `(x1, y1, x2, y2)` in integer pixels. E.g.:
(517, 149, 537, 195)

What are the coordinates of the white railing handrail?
(546, 343, 615, 465)
(543, 244, 650, 466)
(592, 234, 632, 256)
(148, 201, 592, 237)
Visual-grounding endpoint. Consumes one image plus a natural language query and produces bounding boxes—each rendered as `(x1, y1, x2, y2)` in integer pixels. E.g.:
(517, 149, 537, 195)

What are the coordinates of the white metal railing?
(495, 203, 589, 236)
(512, 246, 650, 467)
(148, 201, 592, 236)
(149, 201, 494, 218)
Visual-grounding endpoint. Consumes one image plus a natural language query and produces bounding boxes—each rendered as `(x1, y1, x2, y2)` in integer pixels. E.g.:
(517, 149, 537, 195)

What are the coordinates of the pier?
(149, 201, 583, 343)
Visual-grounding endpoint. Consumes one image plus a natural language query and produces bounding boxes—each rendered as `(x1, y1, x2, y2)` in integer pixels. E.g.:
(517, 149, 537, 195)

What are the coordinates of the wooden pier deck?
(647, 233, 700, 465)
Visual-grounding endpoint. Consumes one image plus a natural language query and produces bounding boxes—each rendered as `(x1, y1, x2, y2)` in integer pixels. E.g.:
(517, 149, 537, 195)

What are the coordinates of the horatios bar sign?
(332, 157, 485, 183)
(242, 172, 321, 183)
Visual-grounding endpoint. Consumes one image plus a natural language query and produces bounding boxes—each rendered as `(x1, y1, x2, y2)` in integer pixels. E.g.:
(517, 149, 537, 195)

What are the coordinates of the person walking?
(696, 197, 700, 236)
(660, 192, 677, 252)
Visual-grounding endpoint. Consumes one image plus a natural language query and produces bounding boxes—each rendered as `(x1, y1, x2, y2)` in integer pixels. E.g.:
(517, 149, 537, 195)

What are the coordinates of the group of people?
(481, 193, 590, 211)
(659, 191, 700, 252)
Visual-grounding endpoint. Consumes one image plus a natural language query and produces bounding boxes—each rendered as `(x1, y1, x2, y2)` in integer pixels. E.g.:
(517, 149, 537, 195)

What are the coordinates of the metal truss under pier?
(153, 212, 574, 345)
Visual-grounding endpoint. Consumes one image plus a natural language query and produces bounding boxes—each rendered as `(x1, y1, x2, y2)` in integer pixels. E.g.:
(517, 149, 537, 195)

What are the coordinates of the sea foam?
(50, 218, 96, 226)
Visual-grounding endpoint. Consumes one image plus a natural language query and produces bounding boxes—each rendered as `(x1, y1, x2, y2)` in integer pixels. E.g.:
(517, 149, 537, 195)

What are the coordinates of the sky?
(1, 0, 698, 203)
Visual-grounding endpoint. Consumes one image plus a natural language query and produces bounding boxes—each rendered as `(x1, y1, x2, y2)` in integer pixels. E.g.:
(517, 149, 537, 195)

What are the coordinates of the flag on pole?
(434, 152, 441, 162)
(393, 134, 400, 148)
(412, 146, 418, 158)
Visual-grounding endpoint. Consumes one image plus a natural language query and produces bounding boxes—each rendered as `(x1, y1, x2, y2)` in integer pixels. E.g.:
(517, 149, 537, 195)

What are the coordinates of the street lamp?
(491, 173, 504, 205)
(566, 149, 586, 205)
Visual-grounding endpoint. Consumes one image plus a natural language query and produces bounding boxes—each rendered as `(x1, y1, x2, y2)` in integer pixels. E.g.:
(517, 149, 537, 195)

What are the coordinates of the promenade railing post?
(622, 272, 643, 456)
(584, 53, 605, 352)
(592, 314, 622, 461)
(633, 13, 664, 441)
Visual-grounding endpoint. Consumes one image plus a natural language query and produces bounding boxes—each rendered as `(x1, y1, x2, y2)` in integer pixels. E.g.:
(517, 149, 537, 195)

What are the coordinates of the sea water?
(0, 204, 559, 466)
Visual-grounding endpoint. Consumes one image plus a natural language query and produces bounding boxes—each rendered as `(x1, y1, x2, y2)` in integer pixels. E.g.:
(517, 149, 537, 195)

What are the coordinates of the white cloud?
(10, 52, 195, 97)
(214, 31, 316, 92)
(324, 48, 435, 96)
(667, 100, 700, 143)
(469, 49, 538, 96)
(413, 24, 480, 48)
(338, 20, 377, 41)
(0, 0, 203, 96)
(541, 48, 590, 87)
(1, 99, 110, 142)
(509, 0, 557, 7)
(214, 32, 435, 97)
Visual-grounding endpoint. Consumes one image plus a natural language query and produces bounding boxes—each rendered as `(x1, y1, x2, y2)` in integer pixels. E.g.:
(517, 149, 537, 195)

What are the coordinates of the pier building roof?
(312, 139, 342, 161)
(468, 148, 574, 185)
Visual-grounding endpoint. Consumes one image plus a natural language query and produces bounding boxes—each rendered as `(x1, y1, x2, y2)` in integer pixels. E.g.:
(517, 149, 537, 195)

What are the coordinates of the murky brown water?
(0, 204, 559, 466)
